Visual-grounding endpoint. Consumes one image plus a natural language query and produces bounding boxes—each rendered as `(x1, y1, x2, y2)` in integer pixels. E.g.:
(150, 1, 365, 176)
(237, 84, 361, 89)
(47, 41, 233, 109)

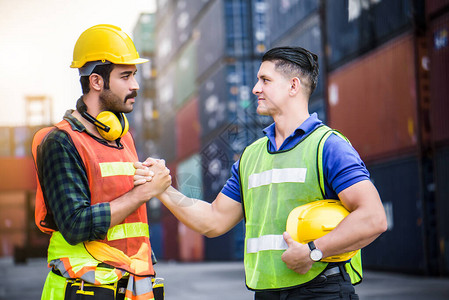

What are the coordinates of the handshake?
(132, 157, 172, 199)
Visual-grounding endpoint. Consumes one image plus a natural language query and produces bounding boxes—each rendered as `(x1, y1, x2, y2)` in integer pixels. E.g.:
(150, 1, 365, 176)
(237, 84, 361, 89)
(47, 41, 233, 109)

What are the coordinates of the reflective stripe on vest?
(99, 162, 135, 177)
(107, 222, 150, 241)
(246, 234, 287, 253)
(248, 168, 307, 189)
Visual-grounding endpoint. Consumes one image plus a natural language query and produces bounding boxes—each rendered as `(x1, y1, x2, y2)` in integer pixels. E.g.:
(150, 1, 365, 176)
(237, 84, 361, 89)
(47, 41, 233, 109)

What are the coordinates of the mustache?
(124, 91, 138, 102)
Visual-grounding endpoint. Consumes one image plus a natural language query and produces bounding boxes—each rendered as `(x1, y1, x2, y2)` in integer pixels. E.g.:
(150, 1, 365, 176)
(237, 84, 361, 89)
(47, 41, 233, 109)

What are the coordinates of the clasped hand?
(133, 157, 171, 196)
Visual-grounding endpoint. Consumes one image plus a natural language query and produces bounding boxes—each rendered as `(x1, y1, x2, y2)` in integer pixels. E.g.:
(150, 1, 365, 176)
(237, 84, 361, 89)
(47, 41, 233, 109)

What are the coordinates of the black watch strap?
(308, 241, 317, 251)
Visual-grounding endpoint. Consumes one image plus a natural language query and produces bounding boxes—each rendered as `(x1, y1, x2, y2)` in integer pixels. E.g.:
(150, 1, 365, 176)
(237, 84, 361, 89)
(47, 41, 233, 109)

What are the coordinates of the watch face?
(310, 249, 323, 261)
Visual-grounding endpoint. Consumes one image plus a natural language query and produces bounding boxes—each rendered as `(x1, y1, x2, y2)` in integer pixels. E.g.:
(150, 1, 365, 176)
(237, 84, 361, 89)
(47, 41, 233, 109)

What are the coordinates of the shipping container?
(196, 0, 226, 79)
(133, 13, 157, 56)
(325, 0, 418, 70)
(224, 0, 253, 58)
(149, 222, 163, 262)
(155, 0, 174, 23)
(152, 114, 177, 164)
(199, 133, 245, 261)
(429, 11, 449, 145)
(200, 133, 244, 260)
(204, 223, 244, 261)
(363, 156, 425, 274)
(251, 0, 269, 55)
(0, 191, 49, 260)
(155, 12, 177, 73)
(199, 60, 264, 140)
(272, 13, 325, 101)
(426, 0, 449, 17)
(0, 157, 36, 191)
(174, 0, 210, 48)
(200, 134, 238, 202)
(175, 41, 197, 107)
(267, 0, 318, 46)
(156, 62, 176, 118)
(161, 162, 179, 261)
(199, 64, 232, 138)
(434, 145, 449, 275)
(177, 155, 205, 261)
(327, 34, 419, 162)
(0, 127, 12, 156)
(176, 97, 201, 160)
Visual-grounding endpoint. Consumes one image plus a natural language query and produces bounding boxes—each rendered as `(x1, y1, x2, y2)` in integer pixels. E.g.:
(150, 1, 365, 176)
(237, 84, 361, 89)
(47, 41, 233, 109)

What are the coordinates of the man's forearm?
(157, 186, 218, 236)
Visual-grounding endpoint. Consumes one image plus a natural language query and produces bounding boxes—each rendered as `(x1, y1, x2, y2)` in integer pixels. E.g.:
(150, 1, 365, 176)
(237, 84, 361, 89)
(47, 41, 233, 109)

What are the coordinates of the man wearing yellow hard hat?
(136, 46, 387, 299)
(33, 24, 171, 299)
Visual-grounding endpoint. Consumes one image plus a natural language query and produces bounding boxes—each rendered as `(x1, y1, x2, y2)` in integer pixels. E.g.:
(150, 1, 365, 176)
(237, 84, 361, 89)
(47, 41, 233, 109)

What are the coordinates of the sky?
(0, 0, 156, 126)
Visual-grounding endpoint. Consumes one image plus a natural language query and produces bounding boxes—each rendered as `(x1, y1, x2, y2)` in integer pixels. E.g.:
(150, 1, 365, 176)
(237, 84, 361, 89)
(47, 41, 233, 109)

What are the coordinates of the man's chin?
(256, 108, 269, 116)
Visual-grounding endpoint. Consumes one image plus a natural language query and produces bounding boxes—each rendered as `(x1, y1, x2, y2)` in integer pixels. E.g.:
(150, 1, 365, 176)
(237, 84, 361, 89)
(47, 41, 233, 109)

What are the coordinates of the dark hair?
(262, 47, 319, 97)
(80, 63, 115, 94)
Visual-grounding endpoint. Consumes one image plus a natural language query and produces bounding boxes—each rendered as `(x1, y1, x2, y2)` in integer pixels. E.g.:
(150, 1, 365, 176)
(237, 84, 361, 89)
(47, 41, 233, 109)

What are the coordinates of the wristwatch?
(308, 241, 323, 262)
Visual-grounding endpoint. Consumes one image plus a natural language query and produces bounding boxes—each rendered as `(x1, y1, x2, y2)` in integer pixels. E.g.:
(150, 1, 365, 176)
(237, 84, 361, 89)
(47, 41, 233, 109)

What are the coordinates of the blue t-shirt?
(221, 113, 370, 202)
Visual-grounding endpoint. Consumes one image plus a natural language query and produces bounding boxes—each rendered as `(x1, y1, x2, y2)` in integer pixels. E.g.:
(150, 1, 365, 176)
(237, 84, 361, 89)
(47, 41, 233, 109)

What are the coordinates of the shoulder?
(323, 132, 370, 194)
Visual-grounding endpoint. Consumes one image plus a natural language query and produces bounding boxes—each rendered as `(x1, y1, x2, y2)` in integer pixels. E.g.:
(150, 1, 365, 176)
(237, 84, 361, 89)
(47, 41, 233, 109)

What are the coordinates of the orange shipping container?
(176, 97, 201, 160)
(0, 157, 37, 191)
(327, 33, 419, 162)
(0, 192, 26, 257)
(429, 11, 449, 145)
(178, 223, 204, 262)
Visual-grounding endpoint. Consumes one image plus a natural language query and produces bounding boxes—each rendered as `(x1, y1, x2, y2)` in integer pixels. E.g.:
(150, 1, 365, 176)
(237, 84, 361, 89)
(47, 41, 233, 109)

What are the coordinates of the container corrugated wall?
(327, 34, 419, 162)
(434, 146, 449, 275)
(363, 156, 425, 273)
(426, 0, 449, 17)
(161, 162, 179, 261)
(0, 192, 26, 257)
(175, 41, 197, 107)
(176, 97, 201, 160)
(267, 0, 319, 45)
(429, 10, 449, 146)
(200, 133, 243, 261)
(325, 0, 416, 70)
(196, 0, 225, 79)
(177, 154, 205, 261)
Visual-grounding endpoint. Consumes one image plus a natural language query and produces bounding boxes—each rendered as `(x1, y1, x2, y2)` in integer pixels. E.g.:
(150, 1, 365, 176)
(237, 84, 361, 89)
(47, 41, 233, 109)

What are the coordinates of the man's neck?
(273, 112, 309, 150)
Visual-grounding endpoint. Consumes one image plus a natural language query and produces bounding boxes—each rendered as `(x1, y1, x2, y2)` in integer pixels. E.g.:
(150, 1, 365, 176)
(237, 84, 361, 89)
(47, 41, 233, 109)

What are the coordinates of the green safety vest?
(239, 125, 362, 291)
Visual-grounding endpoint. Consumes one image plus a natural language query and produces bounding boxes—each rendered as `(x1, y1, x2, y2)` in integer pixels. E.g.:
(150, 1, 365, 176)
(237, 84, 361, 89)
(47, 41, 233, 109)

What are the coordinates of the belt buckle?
(323, 266, 341, 277)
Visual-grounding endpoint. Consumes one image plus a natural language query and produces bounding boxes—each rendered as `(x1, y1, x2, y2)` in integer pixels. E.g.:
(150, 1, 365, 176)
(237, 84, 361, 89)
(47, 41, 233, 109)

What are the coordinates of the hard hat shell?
(286, 200, 359, 262)
(71, 24, 148, 69)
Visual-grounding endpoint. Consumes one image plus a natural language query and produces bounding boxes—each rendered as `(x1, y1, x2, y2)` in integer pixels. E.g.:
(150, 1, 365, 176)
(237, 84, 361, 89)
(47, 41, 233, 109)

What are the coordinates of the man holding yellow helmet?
(136, 46, 388, 299)
(33, 24, 171, 299)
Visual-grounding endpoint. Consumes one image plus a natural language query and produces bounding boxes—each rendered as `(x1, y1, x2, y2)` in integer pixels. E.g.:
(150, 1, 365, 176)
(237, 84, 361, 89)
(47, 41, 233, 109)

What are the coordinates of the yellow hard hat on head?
(71, 24, 148, 75)
(286, 199, 359, 262)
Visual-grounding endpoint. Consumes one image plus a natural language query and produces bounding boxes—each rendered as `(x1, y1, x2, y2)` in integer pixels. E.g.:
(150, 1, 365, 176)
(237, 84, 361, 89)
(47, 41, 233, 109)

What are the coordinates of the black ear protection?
(77, 98, 129, 141)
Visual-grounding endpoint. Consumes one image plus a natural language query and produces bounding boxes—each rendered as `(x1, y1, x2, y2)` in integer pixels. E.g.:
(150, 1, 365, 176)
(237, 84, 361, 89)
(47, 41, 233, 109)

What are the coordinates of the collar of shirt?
(262, 112, 323, 152)
(63, 109, 87, 133)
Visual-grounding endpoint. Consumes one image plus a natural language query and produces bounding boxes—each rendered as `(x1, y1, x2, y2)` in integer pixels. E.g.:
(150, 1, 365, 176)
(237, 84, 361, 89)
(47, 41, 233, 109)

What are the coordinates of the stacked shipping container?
(0, 126, 50, 261)
(427, 0, 449, 275)
(132, 0, 449, 277)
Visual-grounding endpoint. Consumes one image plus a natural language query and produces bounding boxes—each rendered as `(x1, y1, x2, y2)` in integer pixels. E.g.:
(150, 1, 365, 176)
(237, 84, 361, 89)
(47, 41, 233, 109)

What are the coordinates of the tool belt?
(52, 268, 164, 300)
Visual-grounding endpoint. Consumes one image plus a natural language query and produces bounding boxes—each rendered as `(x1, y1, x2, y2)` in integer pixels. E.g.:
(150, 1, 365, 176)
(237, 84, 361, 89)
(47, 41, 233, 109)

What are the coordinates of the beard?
(99, 89, 137, 113)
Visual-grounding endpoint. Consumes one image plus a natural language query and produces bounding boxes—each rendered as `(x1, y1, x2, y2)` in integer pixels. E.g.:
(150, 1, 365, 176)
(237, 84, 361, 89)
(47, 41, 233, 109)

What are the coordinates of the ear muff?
(95, 111, 129, 141)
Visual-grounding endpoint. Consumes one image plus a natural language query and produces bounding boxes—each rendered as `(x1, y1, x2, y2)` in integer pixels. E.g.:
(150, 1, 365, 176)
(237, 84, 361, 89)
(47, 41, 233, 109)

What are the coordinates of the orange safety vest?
(32, 119, 154, 277)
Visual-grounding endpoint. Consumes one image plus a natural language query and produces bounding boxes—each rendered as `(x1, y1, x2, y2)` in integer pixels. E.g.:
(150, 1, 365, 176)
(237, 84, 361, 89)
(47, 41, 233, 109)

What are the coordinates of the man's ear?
(89, 74, 103, 91)
(289, 77, 301, 96)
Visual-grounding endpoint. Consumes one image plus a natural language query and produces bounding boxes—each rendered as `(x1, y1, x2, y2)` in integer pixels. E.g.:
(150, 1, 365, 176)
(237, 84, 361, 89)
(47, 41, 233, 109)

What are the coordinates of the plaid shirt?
(39, 110, 114, 245)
